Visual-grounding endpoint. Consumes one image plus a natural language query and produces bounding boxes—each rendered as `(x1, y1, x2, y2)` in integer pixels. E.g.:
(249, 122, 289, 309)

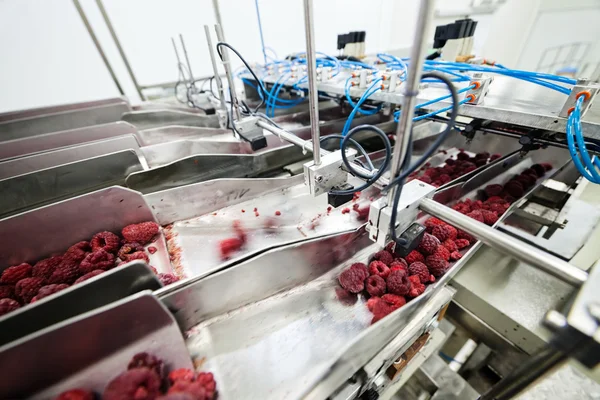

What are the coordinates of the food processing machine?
(1, 0, 600, 399)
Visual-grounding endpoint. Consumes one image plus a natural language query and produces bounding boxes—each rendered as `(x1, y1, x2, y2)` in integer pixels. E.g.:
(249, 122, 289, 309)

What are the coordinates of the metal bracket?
(367, 180, 436, 247)
(558, 78, 599, 118)
(466, 73, 493, 105)
(303, 149, 356, 197)
(232, 116, 267, 151)
(216, 109, 228, 129)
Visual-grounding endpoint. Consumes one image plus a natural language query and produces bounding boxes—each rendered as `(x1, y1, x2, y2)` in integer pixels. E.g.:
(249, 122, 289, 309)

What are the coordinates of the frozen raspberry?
(485, 196, 504, 204)
(490, 153, 502, 161)
(439, 174, 451, 184)
(232, 220, 247, 244)
(386, 269, 411, 296)
(32, 256, 63, 280)
(481, 210, 499, 225)
(366, 296, 381, 312)
(64, 241, 91, 264)
(424, 217, 445, 232)
(0, 298, 20, 316)
(432, 225, 457, 242)
(408, 275, 426, 298)
(484, 184, 503, 197)
(369, 261, 390, 279)
(339, 267, 365, 294)
(450, 251, 463, 261)
(353, 205, 370, 221)
(384, 242, 395, 253)
(103, 368, 161, 400)
(366, 275, 386, 297)
(196, 372, 217, 398)
(390, 259, 408, 273)
(475, 152, 490, 160)
(48, 258, 81, 284)
(148, 246, 157, 254)
(475, 158, 488, 167)
(341, 208, 350, 214)
(218, 237, 244, 260)
(32, 283, 69, 302)
(1, 263, 32, 284)
(466, 210, 485, 223)
(418, 175, 432, 184)
(381, 293, 406, 310)
(488, 202, 507, 214)
(168, 368, 195, 385)
(408, 262, 431, 284)
(457, 229, 475, 243)
(128, 352, 165, 379)
(121, 222, 160, 245)
(372, 250, 394, 266)
(441, 239, 458, 253)
(426, 255, 449, 277)
(369, 297, 395, 324)
(118, 242, 145, 260)
(91, 231, 120, 254)
(423, 167, 439, 178)
(530, 164, 546, 177)
(433, 245, 451, 261)
(79, 249, 115, 274)
(168, 381, 211, 399)
(157, 394, 196, 400)
(148, 266, 158, 274)
(417, 233, 440, 255)
(0, 285, 15, 300)
(122, 251, 150, 264)
(503, 195, 516, 204)
(74, 269, 104, 284)
(454, 239, 470, 249)
(470, 200, 483, 210)
(504, 181, 525, 198)
(158, 273, 179, 286)
(540, 162, 553, 171)
(516, 174, 535, 188)
(350, 263, 369, 281)
(405, 250, 425, 265)
(15, 277, 46, 303)
(457, 152, 470, 161)
(336, 287, 358, 306)
(54, 389, 95, 400)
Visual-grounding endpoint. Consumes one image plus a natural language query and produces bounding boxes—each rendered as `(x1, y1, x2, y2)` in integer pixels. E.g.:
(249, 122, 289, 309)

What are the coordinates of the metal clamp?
(232, 116, 267, 151)
(466, 72, 492, 105)
(558, 78, 599, 118)
(303, 150, 357, 197)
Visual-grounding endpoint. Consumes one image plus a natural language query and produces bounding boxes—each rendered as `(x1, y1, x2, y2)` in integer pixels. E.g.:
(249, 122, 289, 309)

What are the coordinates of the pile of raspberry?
(54, 352, 217, 400)
(0, 221, 179, 318)
(408, 151, 502, 187)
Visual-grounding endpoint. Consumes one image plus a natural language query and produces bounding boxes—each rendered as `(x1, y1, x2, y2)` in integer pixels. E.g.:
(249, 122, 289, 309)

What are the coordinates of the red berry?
(540, 163, 553, 171)
(168, 368, 195, 385)
(442, 239, 458, 253)
(148, 246, 157, 254)
(121, 222, 160, 245)
(372, 250, 394, 266)
(118, 242, 144, 260)
(128, 352, 165, 379)
(158, 273, 179, 286)
(218, 237, 244, 260)
(32, 256, 63, 280)
(418, 175, 432, 184)
(275, 210, 281, 216)
(484, 184, 503, 197)
(74, 269, 104, 284)
(432, 225, 457, 242)
(80, 249, 115, 274)
(433, 245, 451, 261)
(368, 261, 391, 279)
(490, 153, 502, 161)
(103, 368, 161, 400)
(425, 255, 449, 277)
(366, 275, 386, 297)
(90, 231, 121, 254)
(369, 297, 395, 324)
(339, 267, 366, 294)
(1, 263, 32, 284)
(457, 229, 476, 243)
(0, 285, 15, 300)
(196, 371, 217, 397)
(466, 210, 485, 223)
(168, 381, 209, 399)
(32, 283, 69, 302)
(450, 251, 463, 261)
(454, 239, 470, 249)
(55, 389, 94, 400)
(350, 263, 369, 281)
(384, 242, 395, 253)
(405, 250, 425, 265)
(63, 241, 91, 264)
(341, 208, 350, 214)
(407, 275, 425, 298)
(417, 233, 440, 255)
(0, 298, 20, 316)
(15, 277, 46, 303)
(530, 164, 546, 177)
(504, 181, 525, 198)
(381, 293, 406, 309)
(408, 262, 430, 284)
(424, 217, 445, 233)
(457, 152, 470, 161)
(386, 269, 411, 296)
(481, 210, 499, 225)
(390, 259, 408, 273)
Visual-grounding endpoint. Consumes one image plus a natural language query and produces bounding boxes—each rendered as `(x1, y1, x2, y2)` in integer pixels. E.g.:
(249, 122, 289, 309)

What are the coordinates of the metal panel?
(0, 186, 154, 267)
(0, 98, 127, 123)
(0, 150, 143, 218)
(0, 121, 138, 161)
(121, 109, 220, 130)
(0, 291, 191, 399)
(0, 261, 161, 347)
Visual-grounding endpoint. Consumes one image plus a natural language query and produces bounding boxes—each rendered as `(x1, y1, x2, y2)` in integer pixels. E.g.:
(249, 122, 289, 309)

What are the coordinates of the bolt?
(316, 175, 323, 182)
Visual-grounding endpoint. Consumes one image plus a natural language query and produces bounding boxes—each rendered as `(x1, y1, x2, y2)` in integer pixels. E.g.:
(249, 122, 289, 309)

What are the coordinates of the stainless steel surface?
(413, 355, 479, 400)
(0, 122, 138, 161)
(215, 24, 240, 121)
(387, 0, 435, 206)
(204, 25, 226, 109)
(0, 135, 142, 180)
(0, 262, 160, 347)
(212, 0, 224, 37)
(513, 363, 600, 400)
(0, 150, 143, 218)
(94, 0, 145, 100)
(302, 0, 322, 165)
(72, 0, 124, 95)
(121, 109, 220, 130)
(0, 98, 126, 123)
(257, 119, 316, 153)
(420, 198, 588, 287)
(0, 291, 191, 399)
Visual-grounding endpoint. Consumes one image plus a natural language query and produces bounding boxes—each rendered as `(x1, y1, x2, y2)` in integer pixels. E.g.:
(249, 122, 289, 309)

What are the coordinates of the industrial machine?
(1, 0, 600, 399)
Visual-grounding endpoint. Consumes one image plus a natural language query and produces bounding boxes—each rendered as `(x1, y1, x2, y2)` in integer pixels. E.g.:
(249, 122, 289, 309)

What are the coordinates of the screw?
(316, 175, 323, 182)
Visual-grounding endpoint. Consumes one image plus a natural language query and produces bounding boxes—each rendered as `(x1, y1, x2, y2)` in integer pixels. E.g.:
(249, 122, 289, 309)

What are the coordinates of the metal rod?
(386, 0, 435, 205)
(212, 0, 225, 35)
(72, 0, 124, 95)
(419, 197, 588, 287)
(94, 0, 146, 101)
(479, 345, 567, 400)
(204, 26, 227, 109)
(302, 0, 322, 166)
(179, 34, 196, 88)
(214, 24, 241, 121)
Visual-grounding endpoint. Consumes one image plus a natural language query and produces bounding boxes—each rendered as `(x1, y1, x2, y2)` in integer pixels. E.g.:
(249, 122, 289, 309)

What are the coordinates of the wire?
(341, 78, 383, 137)
(567, 95, 600, 183)
(320, 134, 375, 171)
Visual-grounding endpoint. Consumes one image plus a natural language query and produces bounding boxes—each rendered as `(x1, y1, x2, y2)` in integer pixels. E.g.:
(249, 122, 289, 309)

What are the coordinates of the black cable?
(320, 135, 374, 170)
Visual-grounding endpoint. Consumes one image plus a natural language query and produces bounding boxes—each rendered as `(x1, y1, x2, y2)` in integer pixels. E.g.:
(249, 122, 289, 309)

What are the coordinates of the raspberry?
(48, 260, 80, 284)
(433, 245, 451, 261)
(475, 158, 488, 167)
(350, 263, 369, 281)
(418, 175, 432, 184)
(457, 152, 470, 161)
(504, 181, 525, 198)
(471, 200, 483, 210)
(218, 237, 244, 260)
(148, 246, 157, 254)
(353, 205, 370, 221)
(408, 275, 425, 298)
(381, 294, 406, 310)
(121, 222, 160, 245)
(540, 163, 553, 171)
(405, 250, 425, 265)
(368, 297, 395, 324)
(450, 251, 463, 261)
(457, 229, 475, 243)
(91, 231, 120, 254)
(341, 208, 350, 214)
(15, 277, 46, 303)
(79, 249, 115, 274)
(366, 275, 386, 297)
(368, 261, 390, 279)
(64, 241, 91, 264)
(232, 220, 247, 244)
(0, 285, 15, 300)
(168, 368, 195, 384)
(503, 195, 516, 204)
(158, 273, 179, 286)
(372, 250, 394, 266)
(123, 251, 150, 265)
(485, 196, 504, 204)
(490, 153, 502, 161)
(148, 266, 158, 274)
(384, 242, 395, 253)
(157, 394, 196, 400)
(390, 259, 408, 273)
(481, 210, 499, 225)
(530, 164, 546, 177)
(454, 239, 470, 249)
(466, 210, 485, 223)
(386, 269, 411, 296)
(1, 263, 32, 284)
(128, 352, 165, 379)
(103, 368, 161, 400)
(0, 298, 20, 316)
(417, 233, 440, 255)
(366, 296, 381, 312)
(424, 217, 445, 232)
(423, 167, 439, 178)
(516, 174, 536, 188)
(168, 381, 211, 399)
(488, 202, 507, 214)
(55, 389, 94, 400)
(425, 255, 449, 277)
(442, 239, 458, 253)
(339, 267, 365, 293)
(32, 256, 63, 279)
(445, 158, 456, 165)
(476, 152, 490, 160)
(439, 174, 451, 184)
(336, 287, 358, 306)
(432, 225, 457, 242)
(118, 242, 144, 260)
(408, 262, 430, 284)
(196, 371, 217, 398)
(74, 269, 104, 284)
(31, 283, 68, 302)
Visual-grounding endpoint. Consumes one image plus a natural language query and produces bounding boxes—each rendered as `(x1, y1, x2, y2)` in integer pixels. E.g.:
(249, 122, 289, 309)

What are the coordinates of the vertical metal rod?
(179, 34, 196, 87)
(215, 24, 241, 121)
(302, 0, 321, 165)
(212, 0, 225, 36)
(386, 0, 435, 204)
(171, 38, 182, 68)
(72, 0, 124, 95)
(94, 0, 146, 100)
(204, 26, 227, 109)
